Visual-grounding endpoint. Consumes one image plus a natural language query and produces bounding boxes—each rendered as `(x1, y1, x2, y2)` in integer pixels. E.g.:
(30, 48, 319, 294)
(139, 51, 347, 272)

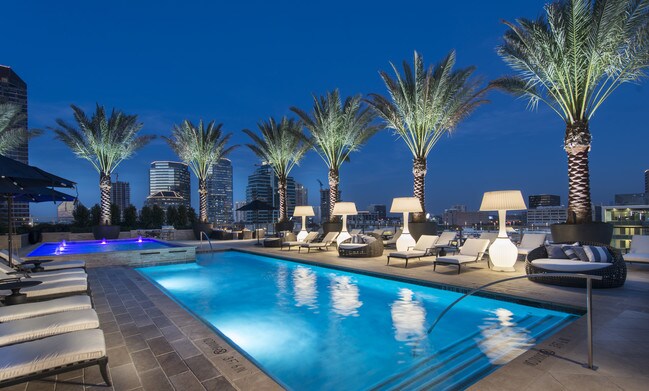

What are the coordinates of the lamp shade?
(293, 205, 315, 217)
(479, 190, 527, 211)
(332, 202, 358, 215)
(390, 197, 423, 213)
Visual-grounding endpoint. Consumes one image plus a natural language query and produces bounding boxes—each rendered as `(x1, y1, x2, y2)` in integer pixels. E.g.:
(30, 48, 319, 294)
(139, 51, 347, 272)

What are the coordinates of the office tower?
(206, 158, 233, 226)
(110, 178, 131, 218)
(234, 201, 247, 223)
(295, 182, 308, 206)
(528, 195, 561, 209)
(319, 188, 340, 223)
(526, 206, 568, 226)
(645, 169, 649, 194)
(244, 163, 297, 223)
(368, 204, 387, 220)
(149, 161, 190, 208)
(0, 66, 29, 226)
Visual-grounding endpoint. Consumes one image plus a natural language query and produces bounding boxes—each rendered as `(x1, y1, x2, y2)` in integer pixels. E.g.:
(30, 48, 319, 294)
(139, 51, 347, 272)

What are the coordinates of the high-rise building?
(526, 206, 568, 226)
(244, 163, 297, 223)
(0, 66, 29, 226)
(295, 182, 308, 206)
(110, 179, 131, 217)
(368, 204, 387, 220)
(206, 158, 233, 226)
(645, 169, 649, 194)
(149, 161, 190, 208)
(528, 195, 561, 209)
(234, 201, 247, 223)
(319, 188, 340, 223)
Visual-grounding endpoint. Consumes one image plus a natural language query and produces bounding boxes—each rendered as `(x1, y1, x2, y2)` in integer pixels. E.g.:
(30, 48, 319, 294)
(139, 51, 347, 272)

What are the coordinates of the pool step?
(371, 314, 572, 391)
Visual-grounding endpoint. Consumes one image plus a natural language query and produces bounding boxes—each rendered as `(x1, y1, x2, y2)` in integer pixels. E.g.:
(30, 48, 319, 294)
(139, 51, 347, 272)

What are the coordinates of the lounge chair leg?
(433, 262, 436, 271)
(404, 259, 409, 268)
(457, 265, 461, 275)
(99, 357, 111, 386)
(386, 257, 390, 265)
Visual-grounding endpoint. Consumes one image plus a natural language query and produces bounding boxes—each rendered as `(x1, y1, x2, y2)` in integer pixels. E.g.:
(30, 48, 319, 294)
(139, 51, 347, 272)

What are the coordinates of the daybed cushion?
(0, 280, 88, 298)
(436, 255, 479, 265)
(545, 245, 569, 259)
(0, 329, 106, 382)
(517, 247, 536, 255)
(0, 295, 93, 323)
(388, 250, 427, 259)
(531, 258, 612, 272)
(339, 243, 368, 250)
(0, 309, 99, 347)
(623, 253, 649, 264)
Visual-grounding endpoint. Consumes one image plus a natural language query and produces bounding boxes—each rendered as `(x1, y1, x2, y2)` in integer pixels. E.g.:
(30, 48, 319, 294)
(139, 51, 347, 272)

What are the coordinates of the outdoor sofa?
(338, 234, 384, 258)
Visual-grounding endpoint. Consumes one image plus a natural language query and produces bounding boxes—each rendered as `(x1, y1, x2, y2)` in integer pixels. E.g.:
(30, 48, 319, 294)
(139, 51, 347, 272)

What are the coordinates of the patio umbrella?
(236, 200, 276, 245)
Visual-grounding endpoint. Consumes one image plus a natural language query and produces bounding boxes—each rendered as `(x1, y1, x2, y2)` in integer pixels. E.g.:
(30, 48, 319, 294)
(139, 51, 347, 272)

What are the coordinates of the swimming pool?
(28, 238, 178, 257)
(139, 251, 578, 390)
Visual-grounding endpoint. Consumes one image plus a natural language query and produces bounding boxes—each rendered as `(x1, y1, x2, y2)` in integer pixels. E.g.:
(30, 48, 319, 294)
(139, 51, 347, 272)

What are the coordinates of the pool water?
(139, 251, 578, 391)
(28, 238, 177, 257)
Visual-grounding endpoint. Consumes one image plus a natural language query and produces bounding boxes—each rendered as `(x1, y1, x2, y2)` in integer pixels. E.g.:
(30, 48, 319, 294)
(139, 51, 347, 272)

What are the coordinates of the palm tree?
(493, 0, 649, 224)
(367, 51, 487, 221)
(164, 120, 236, 223)
(54, 104, 153, 225)
(0, 102, 41, 156)
(291, 90, 379, 221)
(243, 117, 310, 222)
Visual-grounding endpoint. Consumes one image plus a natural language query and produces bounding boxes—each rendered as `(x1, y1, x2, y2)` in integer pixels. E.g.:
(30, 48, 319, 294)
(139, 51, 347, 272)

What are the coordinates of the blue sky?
(3, 0, 648, 221)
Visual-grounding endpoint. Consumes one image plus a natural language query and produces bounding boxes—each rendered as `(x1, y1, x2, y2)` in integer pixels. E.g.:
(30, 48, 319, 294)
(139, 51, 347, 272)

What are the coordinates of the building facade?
(526, 206, 568, 227)
(206, 158, 233, 226)
(110, 180, 131, 217)
(295, 182, 308, 206)
(244, 163, 297, 224)
(368, 204, 387, 220)
(601, 204, 649, 251)
(149, 161, 190, 208)
(0, 66, 29, 226)
(234, 201, 247, 223)
(319, 188, 340, 223)
(528, 195, 561, 209)
(442, 210, 491, 227)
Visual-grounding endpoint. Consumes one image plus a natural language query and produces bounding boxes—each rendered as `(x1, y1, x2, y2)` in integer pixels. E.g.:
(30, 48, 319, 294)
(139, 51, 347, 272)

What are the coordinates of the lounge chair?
(382, 228, 402, 248)
(433, 238, 490, 274)
(517, 233, 547, 260)
(299, 232, 339, 253)
(0, 329, 110, 387)
(281, 231, 318, 251)
(0, 295, 93, 323)
(1, 270, 87, 284)
(479, 232, 498, 247)
(623, 235, 649, 264)
(0, 261, 86, 278)
(0, 250, 86, 271)
(1, 279, 89, 302)
(387, 235, 440, 268)
(338, 235, 384, 258)
(434, 231, 458, 250)
(350, 229, 362, 235)
(0, 309, 99, 347)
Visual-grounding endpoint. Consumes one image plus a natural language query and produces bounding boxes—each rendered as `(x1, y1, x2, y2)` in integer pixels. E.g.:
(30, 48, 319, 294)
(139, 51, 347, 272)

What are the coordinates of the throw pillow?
(561, 245, 581, 260)
(545, 245, 568, 259)
(572, 247, 589, 262)
(583, 246, 613, 263)
(351, 235, 364, 244)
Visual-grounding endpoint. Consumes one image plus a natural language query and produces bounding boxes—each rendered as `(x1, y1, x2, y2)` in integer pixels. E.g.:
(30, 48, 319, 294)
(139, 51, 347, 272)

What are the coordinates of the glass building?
(206, 158, 233, 226)
(149, 161, 190, 208)
(245, 163, 296, 224)
(528, 194, 560, 209)
(110, 179, 131, 218)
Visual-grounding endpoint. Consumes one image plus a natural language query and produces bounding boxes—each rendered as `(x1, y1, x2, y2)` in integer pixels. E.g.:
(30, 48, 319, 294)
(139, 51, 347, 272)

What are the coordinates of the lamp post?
(390, 197, 423, 251)
(332, 202, 358, 245)
(293, 206, 315, 241)
(479, 190, 527, 272)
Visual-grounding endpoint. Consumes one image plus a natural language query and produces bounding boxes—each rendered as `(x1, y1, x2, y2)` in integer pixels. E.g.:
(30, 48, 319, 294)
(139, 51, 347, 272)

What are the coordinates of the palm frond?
(0, 102, 33, 156)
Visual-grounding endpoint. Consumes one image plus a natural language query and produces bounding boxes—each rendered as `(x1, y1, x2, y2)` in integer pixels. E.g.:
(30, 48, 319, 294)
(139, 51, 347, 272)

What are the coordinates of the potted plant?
(367, 51, 488, 240)
(244, 117, 310, 233)
(164, 120, 237, 239)
(54, 104, 154, 239)
(292, 90, 380, 233)
(493, 0, 649, 244)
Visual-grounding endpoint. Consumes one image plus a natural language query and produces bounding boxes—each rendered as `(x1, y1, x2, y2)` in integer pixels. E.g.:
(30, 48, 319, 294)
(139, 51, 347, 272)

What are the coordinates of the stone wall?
(39, 229, 194, 243)
(0, 234, 28, 251)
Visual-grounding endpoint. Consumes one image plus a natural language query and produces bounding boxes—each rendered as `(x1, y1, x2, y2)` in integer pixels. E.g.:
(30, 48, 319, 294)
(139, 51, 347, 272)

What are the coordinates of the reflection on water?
(330, 275, 363, 317)
(276, 264, 289, 307)
(391, 289, 427, 347)
(477, 308, 533, 365)
(293, 266, 318, 310)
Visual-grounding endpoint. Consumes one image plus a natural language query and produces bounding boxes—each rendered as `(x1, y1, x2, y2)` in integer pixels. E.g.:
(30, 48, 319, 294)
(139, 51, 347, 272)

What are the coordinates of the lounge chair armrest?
(0, 277, 22, 283)
(6, 271, 29, 278)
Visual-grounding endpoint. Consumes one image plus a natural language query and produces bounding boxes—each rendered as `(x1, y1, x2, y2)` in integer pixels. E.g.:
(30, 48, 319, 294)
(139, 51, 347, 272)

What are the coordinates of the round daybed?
(526, 241, 626, 288)
(338, 235, 384, 258)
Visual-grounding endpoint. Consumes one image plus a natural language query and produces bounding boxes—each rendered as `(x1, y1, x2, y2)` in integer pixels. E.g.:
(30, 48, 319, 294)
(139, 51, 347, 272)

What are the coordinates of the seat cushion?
(623, 253, 649, 263)
(1, 280, 88, 298)
(21, 260, 86, 271)
(436, 255, 478, 264)
(0, 296, 92, 323)
(29, 269, 86, 277)
(531, 258, 612, 272)
(0, 309, 99, 347)
(389, 250, 427, 259)
(22, 273, 87, 284)
(339, 243, 368, 250)
(0, 329, 106, 381)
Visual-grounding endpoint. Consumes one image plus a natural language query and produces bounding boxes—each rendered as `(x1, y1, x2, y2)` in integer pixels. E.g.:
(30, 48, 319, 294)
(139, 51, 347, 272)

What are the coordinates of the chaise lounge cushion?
(0, 296, 93, 323)
(0, 309, 99, 347)
(0, 329, 106, 382)
(0, 280, 88, 299)
(435, 255, 480, 265)
(531, 258, 612, 272)
(623, 253, 649, 263)
(22, 260, 86, 271)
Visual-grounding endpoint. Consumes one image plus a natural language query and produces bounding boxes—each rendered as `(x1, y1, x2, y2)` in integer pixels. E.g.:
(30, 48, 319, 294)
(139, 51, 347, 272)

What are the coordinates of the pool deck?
(10, 239, 649, 391)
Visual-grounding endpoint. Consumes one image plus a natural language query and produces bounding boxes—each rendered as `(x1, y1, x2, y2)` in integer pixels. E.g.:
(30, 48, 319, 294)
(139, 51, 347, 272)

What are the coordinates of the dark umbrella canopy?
(0, 155, 76, 189)
(236, 199, 277, 211)
(11, 187, 76, 203)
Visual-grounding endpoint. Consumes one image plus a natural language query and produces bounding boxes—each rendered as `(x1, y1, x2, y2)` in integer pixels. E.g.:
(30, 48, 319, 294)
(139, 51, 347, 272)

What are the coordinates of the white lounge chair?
(299, 232, 339, 253)
(623, 235, 649, 264)
(0, 295, 93, 323)
(1, 270, 86, 285)
(0, 261, 86, 278)
(517, 233, 547, 259)
(0, 329, 110, 387)
(387, 235, 439, 268)
(350, 229, 362, 235)
(383, 228, 402, 248)
(434, 238, 490, 274)
(281, 232, 318, 251)
(0, 250, 86, 271)
(0, 309, 99, 347)
(1, 279, 89, 302)
(434, 231, 458, 248)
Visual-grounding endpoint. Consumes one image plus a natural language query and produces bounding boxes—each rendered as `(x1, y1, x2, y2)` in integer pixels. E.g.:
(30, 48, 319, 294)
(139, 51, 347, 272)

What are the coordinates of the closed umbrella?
(236, 200, 277, 245)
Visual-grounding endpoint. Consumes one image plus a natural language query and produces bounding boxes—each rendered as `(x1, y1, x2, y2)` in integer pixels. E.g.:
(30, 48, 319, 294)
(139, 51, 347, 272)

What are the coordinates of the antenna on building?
(317, 179, 324, 190)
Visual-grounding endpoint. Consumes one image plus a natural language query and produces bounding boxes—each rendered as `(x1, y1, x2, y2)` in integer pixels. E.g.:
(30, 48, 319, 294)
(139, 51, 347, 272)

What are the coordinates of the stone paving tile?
(202, 376, 237, 391)
(185, 355, 221, 381)
(110, 363, 141, 391)
(137, 368, 174, 391)
(130, 349, 160, 373)
(157, 352, 190, 377)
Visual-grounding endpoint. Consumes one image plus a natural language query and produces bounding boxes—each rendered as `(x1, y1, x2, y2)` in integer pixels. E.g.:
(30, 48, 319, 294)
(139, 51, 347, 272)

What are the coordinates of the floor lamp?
(390, 197, 423, 251)
(293, 206, 315, 241)
(332, 202, 358, 245)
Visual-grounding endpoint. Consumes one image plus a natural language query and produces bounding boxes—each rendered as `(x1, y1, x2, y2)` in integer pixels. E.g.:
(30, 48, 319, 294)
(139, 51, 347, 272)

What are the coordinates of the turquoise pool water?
(28, 238, 177, 257)
(139, 251, 577, 390)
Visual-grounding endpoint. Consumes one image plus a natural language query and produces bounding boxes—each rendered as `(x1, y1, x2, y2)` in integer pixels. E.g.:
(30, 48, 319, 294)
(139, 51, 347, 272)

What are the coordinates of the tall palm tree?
(291, 90, 379, 221)
(54, 104, 153, 225)
(493, 0, 649, 224)
(367, 51, 488, 221)
(0, 102, 41, 156)
(164, 120, 236, 223)
(243, 117, 310, 222)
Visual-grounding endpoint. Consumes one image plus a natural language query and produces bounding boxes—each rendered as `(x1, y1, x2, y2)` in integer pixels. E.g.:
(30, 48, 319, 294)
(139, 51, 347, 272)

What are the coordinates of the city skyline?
(3, 1, 648, 221)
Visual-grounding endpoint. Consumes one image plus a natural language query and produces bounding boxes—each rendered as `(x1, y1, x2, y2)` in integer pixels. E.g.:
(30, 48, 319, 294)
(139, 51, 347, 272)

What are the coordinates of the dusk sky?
(4, 0, 648, 221)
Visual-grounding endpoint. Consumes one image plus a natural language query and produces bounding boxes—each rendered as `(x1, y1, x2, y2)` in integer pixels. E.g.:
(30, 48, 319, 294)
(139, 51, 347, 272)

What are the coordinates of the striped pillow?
(561, 245, 581, 260)
(583, 246, 613, 263)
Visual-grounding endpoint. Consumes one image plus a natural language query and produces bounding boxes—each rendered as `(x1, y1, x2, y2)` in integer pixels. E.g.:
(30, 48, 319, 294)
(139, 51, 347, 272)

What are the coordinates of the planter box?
(551, 222, 613, 245)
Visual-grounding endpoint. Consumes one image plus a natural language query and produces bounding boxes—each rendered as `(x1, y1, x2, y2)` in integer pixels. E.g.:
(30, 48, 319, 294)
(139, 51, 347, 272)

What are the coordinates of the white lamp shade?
(479, 190, 527, 211)
(293, 206, 315, 217)
(390, 197, 423, 213)
(332, 202, 358, 216)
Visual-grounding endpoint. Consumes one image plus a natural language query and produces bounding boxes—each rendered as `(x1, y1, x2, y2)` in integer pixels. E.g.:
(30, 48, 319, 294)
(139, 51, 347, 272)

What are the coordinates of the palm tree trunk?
(564, 120, 593, 224)
(99, 172, 112, 226)
(328, 168, 340, 222)
(412, 157, 427, 222)
(278, 176, 288, 222)
(198, 178, 208, 223)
